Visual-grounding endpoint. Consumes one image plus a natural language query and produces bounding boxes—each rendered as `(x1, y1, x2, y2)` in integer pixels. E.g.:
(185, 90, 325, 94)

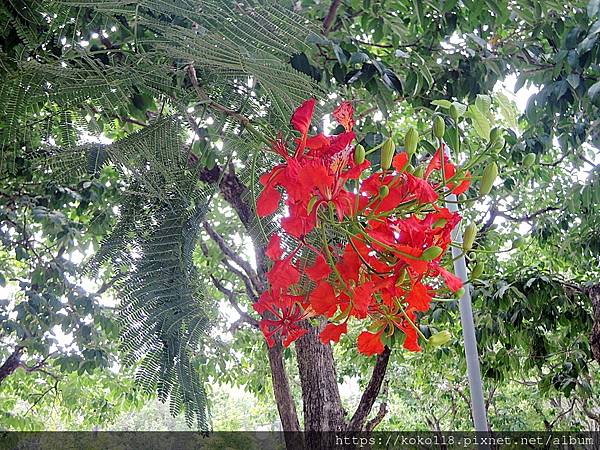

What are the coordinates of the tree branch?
(187, 65, 250, 127)
(322, 0, 342, 36)
(365, 380, 389, 431)
(347, 346, 391, 430)
(202, 221, 263, 293)
(200, 241, 258, 302)
(209, 275, 259, 329)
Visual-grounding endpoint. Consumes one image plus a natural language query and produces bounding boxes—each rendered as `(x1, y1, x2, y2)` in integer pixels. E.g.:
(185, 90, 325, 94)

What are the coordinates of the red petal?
(405, 282, 433, 312)
(438, 266, 463, 292)
(309, 282, 338, 317)
(291, 98, 316, 134)
(402, 326, 421, 352)
(306, 254, 331, 282)
(256, 185, 281, 217)
(353, 282, 375, 316)
(283, 327, 308, 347)
(406, 174, 438, 203)
(392, 153, 409, 172)
(357, 330, 384, 356)
(333, 101, 355, 131)
(265, 234, 283, 261)
(319, 322, 348, 344)
(267, 258, 300, 293)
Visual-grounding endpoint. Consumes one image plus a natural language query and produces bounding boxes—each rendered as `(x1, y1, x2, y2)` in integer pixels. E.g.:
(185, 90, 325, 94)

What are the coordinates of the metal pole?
(446, 194, 489, 432)
(443, 144, 489, 434)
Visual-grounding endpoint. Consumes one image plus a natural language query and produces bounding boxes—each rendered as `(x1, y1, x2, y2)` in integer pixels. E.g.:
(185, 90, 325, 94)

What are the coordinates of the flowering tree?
(1, 0, 598, 440)
(255, 99, 472, 355)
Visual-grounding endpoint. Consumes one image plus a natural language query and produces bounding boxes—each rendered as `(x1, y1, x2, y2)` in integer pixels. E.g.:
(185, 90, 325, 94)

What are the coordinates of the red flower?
(254, 291, 308, 348)
(320, 322, 348, 344)
(333, 101, 355, 131)
(357, 330, 385, 355)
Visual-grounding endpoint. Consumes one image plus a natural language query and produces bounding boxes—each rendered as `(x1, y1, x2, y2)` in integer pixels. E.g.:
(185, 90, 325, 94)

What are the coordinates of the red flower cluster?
(253, 99, 470, 355)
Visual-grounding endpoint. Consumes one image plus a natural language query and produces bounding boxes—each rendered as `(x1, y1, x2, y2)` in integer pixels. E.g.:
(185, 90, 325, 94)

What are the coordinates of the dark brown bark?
(347, 346, 391, 430)
(0, 346, 24, 384)
(589, 284, 600, 364)
(295, 323, 345, 450)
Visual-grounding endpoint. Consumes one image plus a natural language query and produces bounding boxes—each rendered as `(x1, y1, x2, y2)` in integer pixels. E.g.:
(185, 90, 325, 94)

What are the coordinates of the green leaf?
(466, 104, 491, 140)
(588, 81, 600, 104)
(494, 93, 518, 129)
(431, 99, 452, 109)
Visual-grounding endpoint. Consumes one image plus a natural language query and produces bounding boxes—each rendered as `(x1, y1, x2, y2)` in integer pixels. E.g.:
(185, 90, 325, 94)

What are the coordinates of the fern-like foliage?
(1, 0, 325, 429)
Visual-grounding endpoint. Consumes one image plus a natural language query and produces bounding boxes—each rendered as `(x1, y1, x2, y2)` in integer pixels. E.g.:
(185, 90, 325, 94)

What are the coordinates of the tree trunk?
(295, 323, 345, 449)
(589, 284, 600, 364)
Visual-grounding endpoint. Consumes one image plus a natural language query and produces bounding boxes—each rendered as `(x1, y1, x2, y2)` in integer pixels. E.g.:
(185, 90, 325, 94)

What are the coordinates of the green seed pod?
(433, 115, 445, 139)
(404, 128, 419, 155)
(381, 139, 395, 170)
(421, 245, 443, 261)
(449, 104, 460, 122)
(512, 237, 524, 249)
(378, 185, 389, 198)
(306, 195, 319, 214)
(354, 144, 366, 165)
(471, 262, 484, 279)
(479, 162, 498, 195)
(522, 152, 536, 168)
(429, 330, 451, 347)
(462, 223, 478, 252)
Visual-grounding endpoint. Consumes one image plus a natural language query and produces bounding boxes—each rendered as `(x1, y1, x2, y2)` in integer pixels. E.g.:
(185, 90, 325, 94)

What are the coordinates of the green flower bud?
(449, 104, 460, 122)
(462, 223, 478, 252)
(433, 115, 445, 139)
(522, 152, 536, 168)
(479, 162, 498, 195)
(381, 139, 395, 170)
(421, 245, 443, 261)
(378, 185, 389, 198)
(471, 262, 484, 279)
(354, 144, 366, 164)
(455, 287, 465, 298)
(404, 128, 419, 155)
(429, 330, 451, 347)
